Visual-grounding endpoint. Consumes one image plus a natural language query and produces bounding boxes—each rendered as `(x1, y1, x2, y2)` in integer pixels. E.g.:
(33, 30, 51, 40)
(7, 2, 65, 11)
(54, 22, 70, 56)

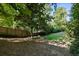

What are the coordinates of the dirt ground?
(0, 38, 72, 56)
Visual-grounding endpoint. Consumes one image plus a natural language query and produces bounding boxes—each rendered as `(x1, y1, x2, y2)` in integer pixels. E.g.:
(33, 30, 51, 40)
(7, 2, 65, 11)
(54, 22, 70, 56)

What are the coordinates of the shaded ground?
(0, 39, 71, 56)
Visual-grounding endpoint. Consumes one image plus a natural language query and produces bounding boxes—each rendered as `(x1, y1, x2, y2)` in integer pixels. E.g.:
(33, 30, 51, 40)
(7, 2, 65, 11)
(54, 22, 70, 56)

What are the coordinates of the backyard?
(0, 3, 78, 56)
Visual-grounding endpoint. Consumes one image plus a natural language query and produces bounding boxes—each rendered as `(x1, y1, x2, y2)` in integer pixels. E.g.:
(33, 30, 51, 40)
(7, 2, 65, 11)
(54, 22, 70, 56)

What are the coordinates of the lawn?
(44, 32, 64, 40)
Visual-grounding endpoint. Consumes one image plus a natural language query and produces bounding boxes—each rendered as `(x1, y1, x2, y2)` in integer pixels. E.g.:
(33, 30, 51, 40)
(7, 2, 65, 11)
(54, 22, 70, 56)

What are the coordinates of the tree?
(25, 3, 56, 35)
(0, 3, 32, 29)
(70, 4, 79, 55)
(0, 3, 57, 36)
(53, 7, 67, 30)
(48, 7, 67, 33)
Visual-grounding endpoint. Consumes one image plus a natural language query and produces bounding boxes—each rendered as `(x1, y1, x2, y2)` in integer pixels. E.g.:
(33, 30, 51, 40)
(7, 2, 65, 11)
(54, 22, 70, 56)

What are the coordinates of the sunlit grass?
(44, 32, 64, 40)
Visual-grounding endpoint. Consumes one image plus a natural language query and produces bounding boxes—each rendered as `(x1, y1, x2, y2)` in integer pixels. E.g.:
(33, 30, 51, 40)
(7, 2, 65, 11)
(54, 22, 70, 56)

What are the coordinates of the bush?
(70, 39, 79, 56)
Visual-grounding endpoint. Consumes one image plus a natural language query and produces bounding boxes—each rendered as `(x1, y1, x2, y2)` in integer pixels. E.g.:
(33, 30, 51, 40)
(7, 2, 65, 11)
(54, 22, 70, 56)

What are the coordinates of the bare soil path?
(0, 38, 72, 56)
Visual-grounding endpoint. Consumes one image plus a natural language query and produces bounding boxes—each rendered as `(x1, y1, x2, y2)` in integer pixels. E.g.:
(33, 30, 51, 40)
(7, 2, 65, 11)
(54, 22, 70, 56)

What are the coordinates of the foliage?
(70, 4, 79, 55)
(0, 3, 32, 29)
(24, 3, 53, 34)
(53, 7, 67, 30)
(47, 7, 67, 33)
(0, 3, 57, 36)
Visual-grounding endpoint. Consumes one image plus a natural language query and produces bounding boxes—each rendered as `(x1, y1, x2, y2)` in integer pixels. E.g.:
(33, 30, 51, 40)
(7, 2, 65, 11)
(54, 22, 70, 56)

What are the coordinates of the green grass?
(44, 32, 64, 40)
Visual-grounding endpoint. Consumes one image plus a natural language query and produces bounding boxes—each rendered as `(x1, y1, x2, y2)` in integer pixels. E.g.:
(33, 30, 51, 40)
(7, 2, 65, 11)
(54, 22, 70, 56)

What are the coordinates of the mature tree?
(70, 4, 79, 55)
(53, 7, 67, 30)
(0, 3, 57, 36)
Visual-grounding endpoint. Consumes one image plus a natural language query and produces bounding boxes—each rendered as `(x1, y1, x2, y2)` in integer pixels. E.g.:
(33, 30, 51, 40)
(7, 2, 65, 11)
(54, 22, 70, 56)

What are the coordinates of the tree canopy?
(69, 4, 79, 55)
(0, 3, 57, 34)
